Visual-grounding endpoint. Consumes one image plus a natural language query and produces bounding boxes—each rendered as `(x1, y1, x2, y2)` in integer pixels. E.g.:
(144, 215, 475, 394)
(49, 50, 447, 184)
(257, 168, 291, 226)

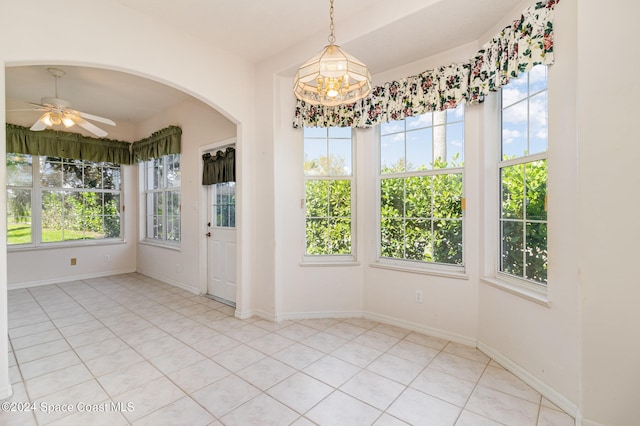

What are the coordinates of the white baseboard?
(135, 270, 199, 295)
(477, 340, 579, 420)
(8, 268, 136, 290)
(364, 310, 477, 347)
(280, 310, 364, 322)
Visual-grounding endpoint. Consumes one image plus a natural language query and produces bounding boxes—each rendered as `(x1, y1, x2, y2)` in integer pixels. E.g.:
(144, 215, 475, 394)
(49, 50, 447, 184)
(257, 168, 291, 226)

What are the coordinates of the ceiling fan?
(13, 67, 116, 138)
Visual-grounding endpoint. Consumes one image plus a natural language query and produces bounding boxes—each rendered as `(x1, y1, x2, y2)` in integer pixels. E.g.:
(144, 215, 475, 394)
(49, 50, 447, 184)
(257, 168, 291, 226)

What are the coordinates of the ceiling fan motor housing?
(41, 97, 71, 109)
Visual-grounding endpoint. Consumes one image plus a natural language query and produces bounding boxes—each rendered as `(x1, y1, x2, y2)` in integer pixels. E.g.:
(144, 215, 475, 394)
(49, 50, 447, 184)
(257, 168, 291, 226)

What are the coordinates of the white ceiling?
(5, 0, 521, 128)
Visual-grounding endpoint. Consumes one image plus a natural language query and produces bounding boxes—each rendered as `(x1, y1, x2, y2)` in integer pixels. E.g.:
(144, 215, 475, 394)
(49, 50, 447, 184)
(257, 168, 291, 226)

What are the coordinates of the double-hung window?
(499, 64, 548, 285)
(7, 154, 122, 245)
(303, 126, 354, 259)
(143, 153, 181, 244)
(378, 105, 465, 268)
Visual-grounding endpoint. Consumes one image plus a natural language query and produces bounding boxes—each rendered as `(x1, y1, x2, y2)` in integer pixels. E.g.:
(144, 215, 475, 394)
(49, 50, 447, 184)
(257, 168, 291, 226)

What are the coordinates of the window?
(378, 105, 464, 267)
(211, 182, 236, 228)
(499, 64, 548, 285)
(143, 153, 181, 243)
(7, 154, 122, 246)
(303, 126, 354, 258)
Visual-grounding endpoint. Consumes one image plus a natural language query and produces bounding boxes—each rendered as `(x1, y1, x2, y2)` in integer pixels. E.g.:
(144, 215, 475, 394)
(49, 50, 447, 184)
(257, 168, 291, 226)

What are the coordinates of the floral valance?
(202, 147, 235, 185)
(6, 123, 132, 164)
(293, 0, 559, 128)
(131, 125, 182, 163)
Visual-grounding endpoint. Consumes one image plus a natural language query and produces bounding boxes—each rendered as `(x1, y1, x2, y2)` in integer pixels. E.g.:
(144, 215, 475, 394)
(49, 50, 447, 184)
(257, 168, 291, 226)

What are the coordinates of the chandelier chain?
(328, 0, 335, 44)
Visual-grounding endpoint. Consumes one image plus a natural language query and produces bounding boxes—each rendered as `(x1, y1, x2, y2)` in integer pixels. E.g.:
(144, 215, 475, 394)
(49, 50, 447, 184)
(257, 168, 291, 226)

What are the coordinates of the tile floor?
(2, 273, 575, 425)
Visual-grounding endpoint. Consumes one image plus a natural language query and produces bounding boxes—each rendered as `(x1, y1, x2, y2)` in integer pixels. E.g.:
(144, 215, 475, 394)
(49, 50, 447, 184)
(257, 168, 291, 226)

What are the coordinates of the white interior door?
(207, 181, 236, 305)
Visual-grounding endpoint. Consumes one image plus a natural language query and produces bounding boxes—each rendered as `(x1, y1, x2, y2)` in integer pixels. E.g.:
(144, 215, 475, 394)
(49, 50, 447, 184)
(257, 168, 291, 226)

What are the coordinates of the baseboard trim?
(280, 310, 364, 322)
(135, 270, 199, 295)
(8, 268, 136, 290)
(477, 340, 579, 420)
(364, 310, 477, 347)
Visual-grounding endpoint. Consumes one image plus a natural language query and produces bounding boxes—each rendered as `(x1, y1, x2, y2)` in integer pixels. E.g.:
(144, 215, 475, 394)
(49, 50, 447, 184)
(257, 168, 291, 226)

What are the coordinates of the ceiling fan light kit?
(23, 67, 116, 137)
(293, 0, 372, 107)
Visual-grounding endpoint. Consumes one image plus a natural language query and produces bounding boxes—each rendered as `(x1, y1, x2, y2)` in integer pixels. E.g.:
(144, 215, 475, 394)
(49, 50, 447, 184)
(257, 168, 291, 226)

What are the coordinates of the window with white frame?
(499, 64, 548, 285)
(143, 153, 181, 243)
(303, 126, 354, 258)
(378, 105, 465, 267)
(7, 154, 122, 245)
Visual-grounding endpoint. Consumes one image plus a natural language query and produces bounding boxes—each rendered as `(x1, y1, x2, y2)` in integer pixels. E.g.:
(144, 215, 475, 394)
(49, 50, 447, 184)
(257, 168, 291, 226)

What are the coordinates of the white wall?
(135, 98, 236, 293)
(577, 0, 640, 424)
(476, 0, 581, 416)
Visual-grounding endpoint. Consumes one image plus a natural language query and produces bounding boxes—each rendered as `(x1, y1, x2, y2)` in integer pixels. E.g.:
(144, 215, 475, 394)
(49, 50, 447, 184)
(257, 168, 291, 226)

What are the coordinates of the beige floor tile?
(191, 374, 261, 418)
(387, 388, 461, 426)
(271, 343, 325, 370)
(169, 358, 230, 393)
(20, 350, 82, 380)
(341, 370, 406, 410)
(236, 357, 296, 391)
(246, 332, 295, 355)
(303, 355, 361, 388)
(537, 406, 575, 426)
(466, 386, 540, 426)
(97, 361, 162, 397)
(85, 347, 145, 377)
(410, 367, 477, 407)
(25, 364, 93, 400)
(220, 393, 299, 426)
(306, 391, 382, 426)
(267, 371, 333, 414)
(132, 396, 216, 426)
(366, 353, 425, 385)
(5, 274, 576, 426)
(149, 345, 206, 374)
(429, 352, 488, 382)
(212, 344, 265, 372)
(478, 365, 541, 403)
(114, 376, 186, 422)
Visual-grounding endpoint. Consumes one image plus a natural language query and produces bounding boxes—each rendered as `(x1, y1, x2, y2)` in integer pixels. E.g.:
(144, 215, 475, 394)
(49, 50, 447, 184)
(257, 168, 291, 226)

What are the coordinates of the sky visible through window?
(502, 65, 548, 159)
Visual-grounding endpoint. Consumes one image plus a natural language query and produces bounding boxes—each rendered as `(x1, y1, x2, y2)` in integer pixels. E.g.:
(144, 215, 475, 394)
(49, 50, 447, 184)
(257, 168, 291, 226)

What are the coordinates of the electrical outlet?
(415, 290, 423, 303)
(70, 258, 77, 266)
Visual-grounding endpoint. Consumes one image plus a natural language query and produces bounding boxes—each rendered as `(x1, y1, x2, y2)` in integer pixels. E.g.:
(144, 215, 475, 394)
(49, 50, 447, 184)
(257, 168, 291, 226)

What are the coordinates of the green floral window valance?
(6, 124, 182, 164)
(202, 147, 235, 185)
(293, 0, 559, 128)
(131, 125, 182, 162)
(6, 124, 132, 164)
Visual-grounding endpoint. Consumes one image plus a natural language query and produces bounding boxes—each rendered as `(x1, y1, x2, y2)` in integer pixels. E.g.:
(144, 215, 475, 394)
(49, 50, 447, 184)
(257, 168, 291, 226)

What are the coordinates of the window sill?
(481, 276, 551, 307)
(8, 239, 126, 252)
(300, 257, 359, 267)
(139, 239, 181, 251)
(370, 260, 468, 280)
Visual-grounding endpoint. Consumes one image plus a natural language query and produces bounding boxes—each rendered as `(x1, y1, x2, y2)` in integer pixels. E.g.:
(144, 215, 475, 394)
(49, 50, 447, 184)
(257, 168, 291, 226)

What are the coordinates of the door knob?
(206, 232, 211, 237)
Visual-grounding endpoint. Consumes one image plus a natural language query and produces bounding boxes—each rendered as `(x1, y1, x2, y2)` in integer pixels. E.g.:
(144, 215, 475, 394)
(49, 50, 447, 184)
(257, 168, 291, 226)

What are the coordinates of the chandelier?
(293, 0, 372, 106)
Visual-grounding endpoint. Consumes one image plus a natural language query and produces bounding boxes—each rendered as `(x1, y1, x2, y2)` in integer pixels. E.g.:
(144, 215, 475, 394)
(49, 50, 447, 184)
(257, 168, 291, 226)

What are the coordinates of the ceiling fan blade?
(30, 113, 49, 131)
(77, 111, 116, 126)
(7, 108, 46, 112)
(74, 117, 108, 138)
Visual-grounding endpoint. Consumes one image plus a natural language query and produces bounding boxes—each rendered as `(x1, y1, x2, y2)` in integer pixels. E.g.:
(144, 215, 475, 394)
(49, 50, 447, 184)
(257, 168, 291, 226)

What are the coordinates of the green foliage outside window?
(500, 159, 547, 284)
(7, 154, 121, 245)
(380, 157, 463, 265)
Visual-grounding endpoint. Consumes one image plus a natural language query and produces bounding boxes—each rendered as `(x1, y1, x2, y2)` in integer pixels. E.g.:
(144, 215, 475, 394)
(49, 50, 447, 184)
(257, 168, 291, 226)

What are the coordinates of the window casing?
(499, 64, 548, 286)
(378, 105, 465, 269)
(143, 153, 181, 244)
(7, 154, 122, 246)
(303, 126, 354, 260)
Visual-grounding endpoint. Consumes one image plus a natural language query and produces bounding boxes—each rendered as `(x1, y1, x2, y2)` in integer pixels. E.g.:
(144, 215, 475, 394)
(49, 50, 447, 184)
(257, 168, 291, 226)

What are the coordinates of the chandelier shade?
(293, 0, 372, 106)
